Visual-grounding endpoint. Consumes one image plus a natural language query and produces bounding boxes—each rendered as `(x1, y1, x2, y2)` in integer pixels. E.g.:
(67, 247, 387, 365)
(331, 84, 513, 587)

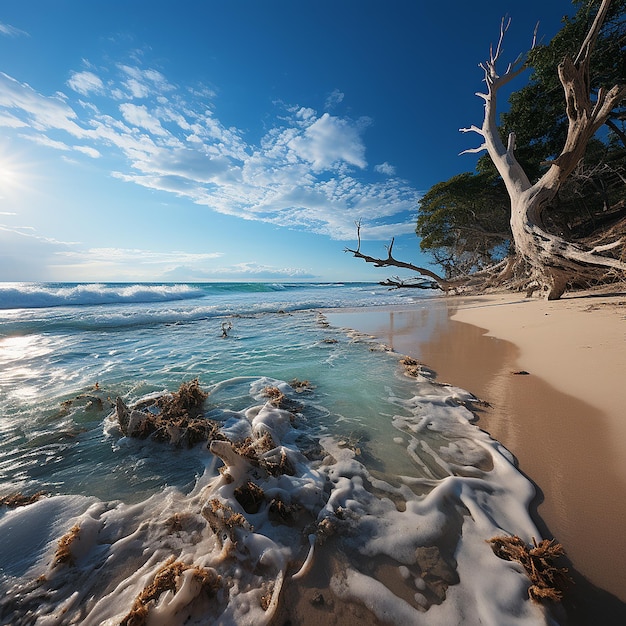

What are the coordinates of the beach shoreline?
(325, 287, 626, 621)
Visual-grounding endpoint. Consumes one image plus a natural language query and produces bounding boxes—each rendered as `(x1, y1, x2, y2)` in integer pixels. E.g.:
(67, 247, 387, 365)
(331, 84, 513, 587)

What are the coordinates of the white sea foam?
(0, 283, 206, 309)
(1, 375, 554, 625)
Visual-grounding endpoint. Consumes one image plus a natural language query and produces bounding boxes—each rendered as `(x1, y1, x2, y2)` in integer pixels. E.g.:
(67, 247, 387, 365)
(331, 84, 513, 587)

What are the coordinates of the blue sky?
(0, 0, 576, 282)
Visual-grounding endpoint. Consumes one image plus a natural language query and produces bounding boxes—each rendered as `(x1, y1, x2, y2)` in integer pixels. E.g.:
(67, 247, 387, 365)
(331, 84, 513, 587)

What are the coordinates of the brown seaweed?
(53, 524, 81, 567)
(0, 491, 47, 508)
(115, 379, 221, 446)
(400, 356, 422, 377)
(202, 499, 251, 545)
(120, 556, 221, 626)
(234, 481, 265, 514)
(289, 378, 314, 393)
(488, 535, 571, 602)
(262, 385, 303, 414)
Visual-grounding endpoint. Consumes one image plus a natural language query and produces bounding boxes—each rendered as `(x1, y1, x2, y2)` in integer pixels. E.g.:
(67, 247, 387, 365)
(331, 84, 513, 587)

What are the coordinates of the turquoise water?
(0, 283, 554, 625)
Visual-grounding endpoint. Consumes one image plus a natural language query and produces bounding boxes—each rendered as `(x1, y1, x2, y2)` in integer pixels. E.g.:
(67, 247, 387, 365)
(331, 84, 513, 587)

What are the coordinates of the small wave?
(0, 283, 207, 310)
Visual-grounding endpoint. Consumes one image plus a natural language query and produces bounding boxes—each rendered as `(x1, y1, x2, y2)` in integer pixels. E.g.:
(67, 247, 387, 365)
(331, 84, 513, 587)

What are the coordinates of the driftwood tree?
(462, 0, 626, 299)
(348, 0, 626, 299)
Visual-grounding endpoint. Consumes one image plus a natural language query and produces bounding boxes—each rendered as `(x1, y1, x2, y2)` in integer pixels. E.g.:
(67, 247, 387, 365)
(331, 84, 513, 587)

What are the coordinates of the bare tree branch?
(344, 223, 453, 291)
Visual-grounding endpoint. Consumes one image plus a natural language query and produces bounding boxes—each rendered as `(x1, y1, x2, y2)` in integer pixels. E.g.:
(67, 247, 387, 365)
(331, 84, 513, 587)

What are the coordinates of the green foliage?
(501, 0, 626, 168)
(501, 0, 626, 230)
(416, 172, 510, 278)
(415, 0, 626, 278)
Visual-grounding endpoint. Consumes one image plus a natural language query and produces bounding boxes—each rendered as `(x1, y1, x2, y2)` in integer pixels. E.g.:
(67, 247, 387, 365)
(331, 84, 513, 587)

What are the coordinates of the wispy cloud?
(0, 22, 28, 38)
(325, 89, 345, 110)
(288, 112, 369, 171)
(58, 247, 223, 265)
(375, 161, 396, 176)
(163, 262, 316, 281)
(0, 224, 74, 281)
(119, 103, 168, 136)
(67, 71, 105, 96)
(116, 64, 173, 100)
(0, 224, 229, 281)
(0, 112, 29, 128)
(0, 72, 89, 138)
(74, 145, 101, 158)
(0, 56, 416, 242)
(20, 133, 72, 151)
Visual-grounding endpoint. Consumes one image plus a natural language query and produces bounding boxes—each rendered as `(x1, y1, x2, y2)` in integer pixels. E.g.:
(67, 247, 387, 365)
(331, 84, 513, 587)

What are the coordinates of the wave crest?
(0, 283, 207, 309)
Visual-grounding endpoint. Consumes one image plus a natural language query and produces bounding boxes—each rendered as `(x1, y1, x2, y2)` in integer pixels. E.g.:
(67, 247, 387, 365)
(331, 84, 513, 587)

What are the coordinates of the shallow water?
(0, 283, 556, 624)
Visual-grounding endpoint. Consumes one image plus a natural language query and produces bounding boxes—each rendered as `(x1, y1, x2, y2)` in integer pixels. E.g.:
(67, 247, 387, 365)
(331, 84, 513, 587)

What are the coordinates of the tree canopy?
(415, 0, 626, 289)
(415, 171, 510, 279)
(348, 0, 626, 298)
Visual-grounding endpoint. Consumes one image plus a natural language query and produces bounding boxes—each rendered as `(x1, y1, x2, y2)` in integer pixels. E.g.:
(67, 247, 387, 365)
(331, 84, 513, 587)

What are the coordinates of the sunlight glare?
(0, 335, 54, 365)
(0, 145, 31, 200)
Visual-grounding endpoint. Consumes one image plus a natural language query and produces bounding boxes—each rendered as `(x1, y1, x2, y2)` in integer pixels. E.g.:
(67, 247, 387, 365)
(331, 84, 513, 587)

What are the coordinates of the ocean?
(0, 282, 555, 625)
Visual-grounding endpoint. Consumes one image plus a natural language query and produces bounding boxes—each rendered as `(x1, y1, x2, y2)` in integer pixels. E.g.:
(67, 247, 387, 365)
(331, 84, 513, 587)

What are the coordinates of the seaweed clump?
(120, 557, 221, 626)
(226, 432, 296, 477)
(262, 385, 303, 414)
(115, 379, 221, 447)
(289, 378, 314, 393)
(157, 378, 207, 416)
(400, 356, 422, 377)
(0, 491, 47, 508)
(202, 499, 251, 545)
(53, 524, 81, 567)
(234, 481, 265, 514)
(488, 535, 571, 602)
(262, 386, 285, 406)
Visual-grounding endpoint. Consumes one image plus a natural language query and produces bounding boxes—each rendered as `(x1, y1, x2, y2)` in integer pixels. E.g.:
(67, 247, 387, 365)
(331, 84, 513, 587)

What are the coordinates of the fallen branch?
(345, 220, 456, 292)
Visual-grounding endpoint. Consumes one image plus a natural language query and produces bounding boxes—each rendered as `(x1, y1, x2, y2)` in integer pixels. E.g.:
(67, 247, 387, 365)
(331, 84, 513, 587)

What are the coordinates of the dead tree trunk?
(462, 0, 626, 299)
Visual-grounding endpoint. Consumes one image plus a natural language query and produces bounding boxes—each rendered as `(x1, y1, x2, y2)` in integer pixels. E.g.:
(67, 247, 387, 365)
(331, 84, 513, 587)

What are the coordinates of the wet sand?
(325, 291, 626, 624)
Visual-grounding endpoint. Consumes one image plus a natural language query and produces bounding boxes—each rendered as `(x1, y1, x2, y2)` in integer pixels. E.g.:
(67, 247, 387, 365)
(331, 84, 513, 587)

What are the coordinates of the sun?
(0, 165, 22, 189)
(0, 147, 31, 201)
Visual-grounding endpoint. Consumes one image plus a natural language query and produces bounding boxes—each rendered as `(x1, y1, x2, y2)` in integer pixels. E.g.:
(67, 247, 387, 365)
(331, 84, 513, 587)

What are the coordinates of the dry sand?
(325, 289, 626, 623)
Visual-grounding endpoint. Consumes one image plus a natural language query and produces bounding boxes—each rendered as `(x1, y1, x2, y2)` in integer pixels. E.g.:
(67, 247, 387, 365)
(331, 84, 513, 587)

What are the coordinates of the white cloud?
(74, 145, 101, 158)
(0, 60, 420, 244)
(0, 223, 226, 281)
(294, 106, 316, 121)
(59, 247, 223, 265)
(375, 161, 396, 175)
(288, 113, 368, 171)
(117, 64, 174, 100)
(0, 72, 88, 138)
(0, 112, 29, 128)
(132, 147, 238, 183)
(20, 133, 71, 151)
(325, 89, 344, 110)
(0, 225, 74, 281)
(0, 22, 28, 38)
(119, 102, 168, 136)
(163, 262, 315, 281)
(67, 71, 105, 96)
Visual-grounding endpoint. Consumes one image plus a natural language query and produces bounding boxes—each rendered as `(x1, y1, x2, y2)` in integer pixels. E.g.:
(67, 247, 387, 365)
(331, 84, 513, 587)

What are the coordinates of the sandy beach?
(326, 288, 626, 623)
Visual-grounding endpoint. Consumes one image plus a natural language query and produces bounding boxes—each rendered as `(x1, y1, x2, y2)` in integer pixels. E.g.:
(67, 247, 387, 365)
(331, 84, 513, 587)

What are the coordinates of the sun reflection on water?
(0, 335, 58, 401)
(0, 334, 53, 364)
